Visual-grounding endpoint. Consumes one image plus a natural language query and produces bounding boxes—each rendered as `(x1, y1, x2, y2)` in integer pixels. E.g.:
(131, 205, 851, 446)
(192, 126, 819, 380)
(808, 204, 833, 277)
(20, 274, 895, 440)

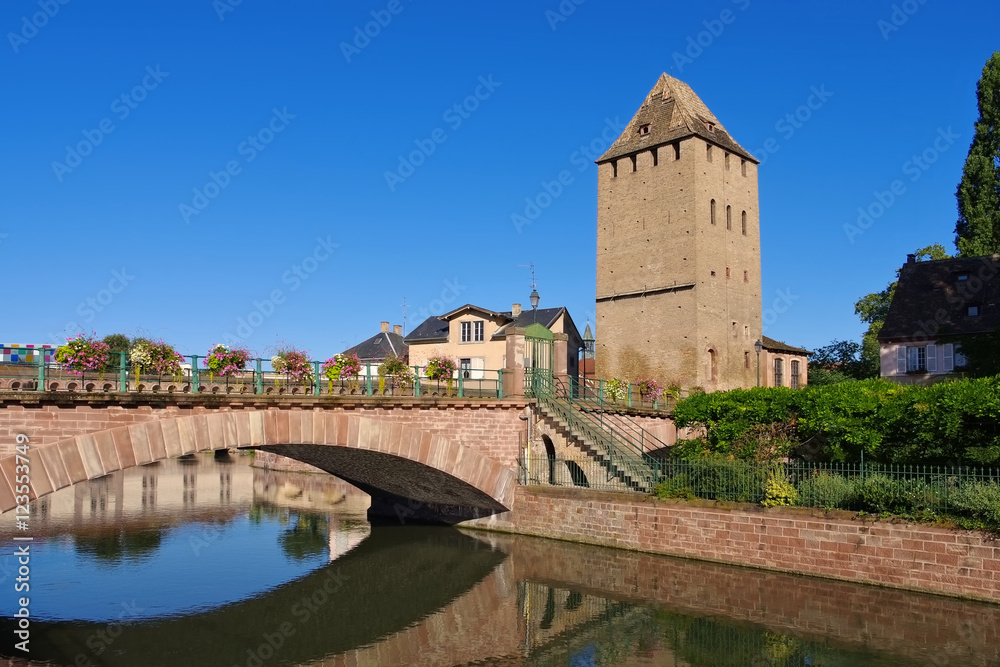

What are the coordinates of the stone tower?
(595, 73, 761, 391)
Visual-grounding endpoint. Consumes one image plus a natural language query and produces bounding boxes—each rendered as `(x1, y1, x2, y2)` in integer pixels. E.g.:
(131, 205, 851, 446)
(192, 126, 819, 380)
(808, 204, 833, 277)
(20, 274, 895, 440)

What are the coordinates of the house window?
(791, 360, 800, 389)
(741, 210, 747, 235)
(460, 358, 471, 379)
(462, 321, 484, 342)
(726, 205, 732, 230)
(706, 144, 713, 162)
(710, 199, 716, 225)
(774, 358, 784, 387)
(968, 305, 980, 316)
(907, 346, 927, 372)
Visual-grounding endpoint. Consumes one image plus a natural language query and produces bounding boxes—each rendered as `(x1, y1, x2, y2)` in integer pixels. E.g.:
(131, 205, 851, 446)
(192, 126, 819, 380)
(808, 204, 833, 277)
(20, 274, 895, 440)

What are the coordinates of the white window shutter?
(896, 346, 907, 374)
(942, 344, 954, 372)
(471, 357, 485, 379)
(926, 344, 937, 372)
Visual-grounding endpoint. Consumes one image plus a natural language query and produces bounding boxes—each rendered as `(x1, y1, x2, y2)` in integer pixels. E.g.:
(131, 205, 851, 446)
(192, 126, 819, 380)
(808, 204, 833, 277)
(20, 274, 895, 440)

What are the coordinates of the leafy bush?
(671, 377, 1000, 465)
(656, 459, 767, 503)
(948, 482, 1000, 527)
(796, 472, 857, 509)
(762, 468, 798, 507)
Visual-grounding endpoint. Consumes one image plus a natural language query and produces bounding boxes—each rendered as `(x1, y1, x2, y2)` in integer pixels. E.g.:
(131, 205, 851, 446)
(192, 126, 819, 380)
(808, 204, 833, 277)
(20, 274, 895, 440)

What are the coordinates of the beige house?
(404, 303, 584, 378)
(758, 336, 810, 389)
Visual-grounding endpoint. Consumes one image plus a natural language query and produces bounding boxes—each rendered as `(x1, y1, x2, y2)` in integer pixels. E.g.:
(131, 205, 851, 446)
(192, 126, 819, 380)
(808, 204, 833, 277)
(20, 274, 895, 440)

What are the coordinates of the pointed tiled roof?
(598, 73, 757, 164)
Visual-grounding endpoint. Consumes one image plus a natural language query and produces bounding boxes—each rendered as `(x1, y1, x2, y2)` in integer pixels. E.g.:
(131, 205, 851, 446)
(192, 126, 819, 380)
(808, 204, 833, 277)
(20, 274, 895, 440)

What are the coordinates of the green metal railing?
(0, 349, 504, 399)
(521, 454, 1000, 516)
(525, 371, 659, 491)
(571, 376, 676, 413)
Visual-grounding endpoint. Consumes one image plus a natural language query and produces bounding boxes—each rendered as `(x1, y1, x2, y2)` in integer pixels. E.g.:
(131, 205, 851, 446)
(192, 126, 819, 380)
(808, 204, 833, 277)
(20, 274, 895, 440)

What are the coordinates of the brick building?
(594, 73, 765, 391)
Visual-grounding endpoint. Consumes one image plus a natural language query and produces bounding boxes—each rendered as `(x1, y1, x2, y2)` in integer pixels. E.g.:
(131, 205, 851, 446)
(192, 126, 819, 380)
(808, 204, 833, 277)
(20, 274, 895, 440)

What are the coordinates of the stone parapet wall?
(469, 486, 1000, 604)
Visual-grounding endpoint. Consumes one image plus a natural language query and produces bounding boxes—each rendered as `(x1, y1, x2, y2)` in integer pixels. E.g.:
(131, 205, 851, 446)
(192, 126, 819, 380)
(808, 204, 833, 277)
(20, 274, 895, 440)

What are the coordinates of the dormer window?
(639, 124, 650, 136)
(704, 121, 715, 132)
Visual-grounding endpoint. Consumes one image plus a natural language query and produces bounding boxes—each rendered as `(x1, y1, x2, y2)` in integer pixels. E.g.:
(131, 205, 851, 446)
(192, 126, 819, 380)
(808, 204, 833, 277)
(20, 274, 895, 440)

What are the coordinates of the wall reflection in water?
(1, 454, 997, 667)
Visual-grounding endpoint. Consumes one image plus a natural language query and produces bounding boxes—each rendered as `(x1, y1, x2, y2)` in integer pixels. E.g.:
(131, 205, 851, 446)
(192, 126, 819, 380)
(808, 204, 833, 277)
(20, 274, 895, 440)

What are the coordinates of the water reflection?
(0, 454, 996, 666)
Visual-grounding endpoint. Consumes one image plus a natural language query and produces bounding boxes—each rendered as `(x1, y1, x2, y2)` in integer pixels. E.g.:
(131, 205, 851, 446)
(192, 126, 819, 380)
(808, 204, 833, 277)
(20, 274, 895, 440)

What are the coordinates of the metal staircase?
(526, 373, 659, 492)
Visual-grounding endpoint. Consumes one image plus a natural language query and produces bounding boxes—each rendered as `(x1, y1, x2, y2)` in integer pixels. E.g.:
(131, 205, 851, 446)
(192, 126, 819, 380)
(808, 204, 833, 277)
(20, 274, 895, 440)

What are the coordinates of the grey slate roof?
(491, 307, 567, 340)
(880, 255, 1000, 342)
(403, 317, 450, 343)
(598, 73, 757, 165)
(342, 331, 407, 362)
(761, 336, 810, 355)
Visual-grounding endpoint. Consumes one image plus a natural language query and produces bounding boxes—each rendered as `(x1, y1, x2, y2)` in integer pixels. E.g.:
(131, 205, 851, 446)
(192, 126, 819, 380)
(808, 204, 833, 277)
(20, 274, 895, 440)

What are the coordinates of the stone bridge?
(0, 394, 534, 522)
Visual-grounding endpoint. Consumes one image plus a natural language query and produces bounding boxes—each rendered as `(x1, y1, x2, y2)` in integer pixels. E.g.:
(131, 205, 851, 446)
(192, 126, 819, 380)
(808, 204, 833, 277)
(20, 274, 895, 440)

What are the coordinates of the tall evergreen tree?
(955, 51, 1000, 256)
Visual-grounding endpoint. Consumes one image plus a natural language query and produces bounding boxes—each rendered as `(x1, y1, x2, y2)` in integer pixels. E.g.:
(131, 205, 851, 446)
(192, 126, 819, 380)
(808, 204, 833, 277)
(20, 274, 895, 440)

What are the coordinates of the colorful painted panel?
(0, 344, 56, 363)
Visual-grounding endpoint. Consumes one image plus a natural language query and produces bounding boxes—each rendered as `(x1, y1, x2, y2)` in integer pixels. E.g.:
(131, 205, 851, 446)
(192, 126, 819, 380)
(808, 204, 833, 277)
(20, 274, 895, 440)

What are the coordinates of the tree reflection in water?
(74, 528, 163, 565)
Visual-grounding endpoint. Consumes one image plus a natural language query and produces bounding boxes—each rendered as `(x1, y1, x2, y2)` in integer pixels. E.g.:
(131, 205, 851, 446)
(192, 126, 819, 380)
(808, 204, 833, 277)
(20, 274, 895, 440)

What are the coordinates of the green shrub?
(657, 458, 767, 503)
(762, 469, 798, 507)
(796, 472, 857, 509)
(949, 482, 1000, 527)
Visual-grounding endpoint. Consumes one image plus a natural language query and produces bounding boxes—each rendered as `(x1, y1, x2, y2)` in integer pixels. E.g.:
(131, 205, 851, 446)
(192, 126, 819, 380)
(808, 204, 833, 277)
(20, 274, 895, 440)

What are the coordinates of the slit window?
(673, 143, 681, 160)
(726, 205, 732, 230)
(630, 155, 637, 172)
(741, 210, 747, 235)
(725, 153, 731, 170)
(741, 159, 747, 176)
(706, 144, 713, 162)
(651, 147, 658, 166)
(710, 199, 716, 225)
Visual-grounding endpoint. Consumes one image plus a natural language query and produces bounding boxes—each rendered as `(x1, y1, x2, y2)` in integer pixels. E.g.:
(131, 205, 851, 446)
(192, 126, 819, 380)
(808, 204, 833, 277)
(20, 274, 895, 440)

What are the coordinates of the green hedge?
(671, 377, 1000, 465)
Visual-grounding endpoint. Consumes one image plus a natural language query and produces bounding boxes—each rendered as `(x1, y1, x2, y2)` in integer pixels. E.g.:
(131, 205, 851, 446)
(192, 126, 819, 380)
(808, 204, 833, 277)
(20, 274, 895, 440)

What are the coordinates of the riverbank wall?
(467, 485, 1000, 604)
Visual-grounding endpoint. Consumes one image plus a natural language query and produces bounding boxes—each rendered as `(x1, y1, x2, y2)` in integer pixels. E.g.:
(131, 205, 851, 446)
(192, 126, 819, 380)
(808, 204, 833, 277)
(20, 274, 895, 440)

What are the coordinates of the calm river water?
(1, 453, 997, 667)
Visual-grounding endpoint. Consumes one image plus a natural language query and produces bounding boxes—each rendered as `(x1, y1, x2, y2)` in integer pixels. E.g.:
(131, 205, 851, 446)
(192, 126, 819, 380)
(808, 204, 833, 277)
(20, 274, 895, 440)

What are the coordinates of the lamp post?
(529, 287, 539, 323)
(754, 339, 763, 387)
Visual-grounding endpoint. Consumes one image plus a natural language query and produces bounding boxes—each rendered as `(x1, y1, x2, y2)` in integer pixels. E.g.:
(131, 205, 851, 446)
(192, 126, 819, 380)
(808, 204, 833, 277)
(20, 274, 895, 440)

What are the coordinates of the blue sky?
(2, 0, 997, 359)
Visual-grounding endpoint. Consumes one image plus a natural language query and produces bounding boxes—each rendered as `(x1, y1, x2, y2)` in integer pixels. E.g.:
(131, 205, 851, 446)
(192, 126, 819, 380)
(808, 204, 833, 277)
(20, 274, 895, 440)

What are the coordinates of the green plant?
(378, 353, 412, 390)
(796, 472, 857, 509)
(761, 468, 798, 507)
(949, 481, 1000, 527)
(425, 356, 456, 381)
(605, 378, 628, 402)
(55, 334, 110, 376)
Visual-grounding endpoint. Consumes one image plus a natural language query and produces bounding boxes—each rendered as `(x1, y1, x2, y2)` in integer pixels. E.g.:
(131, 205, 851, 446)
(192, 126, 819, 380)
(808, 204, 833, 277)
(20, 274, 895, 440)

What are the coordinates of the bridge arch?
(0, 411, 515, 518)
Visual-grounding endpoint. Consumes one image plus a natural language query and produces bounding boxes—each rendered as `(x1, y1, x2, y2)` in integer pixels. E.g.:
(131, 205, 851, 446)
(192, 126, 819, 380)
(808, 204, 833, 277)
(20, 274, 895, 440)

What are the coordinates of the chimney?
(512, 303, 522, 318)
(380, 321, 389, 333)
(906, 254, 916, 264)
(392, 325, 402, 335)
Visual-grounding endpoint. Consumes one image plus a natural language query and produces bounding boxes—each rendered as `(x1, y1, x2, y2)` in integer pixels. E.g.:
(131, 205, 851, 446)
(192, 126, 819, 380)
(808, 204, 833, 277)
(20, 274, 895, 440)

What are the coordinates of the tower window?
(710, 199, 716, 225)
(745, 351, 750, 368)
(710, 270, 716, 277)
(726, 205, 732, 230)
(673, 142, 681, 160)
(706, 144, 713, 162)
(741, 159, 747, 176)
(705, 122, 715, 133)
(630, 155, 637, 172)
(639, 124, 650, 136)
(726, 267, 731, 278)
(612, 161, 617, 178)
(743, 270, 748, 283)
(741, 210, 747, 235)
(725, 153, 731, 170)
(651, 146, 658, 166)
